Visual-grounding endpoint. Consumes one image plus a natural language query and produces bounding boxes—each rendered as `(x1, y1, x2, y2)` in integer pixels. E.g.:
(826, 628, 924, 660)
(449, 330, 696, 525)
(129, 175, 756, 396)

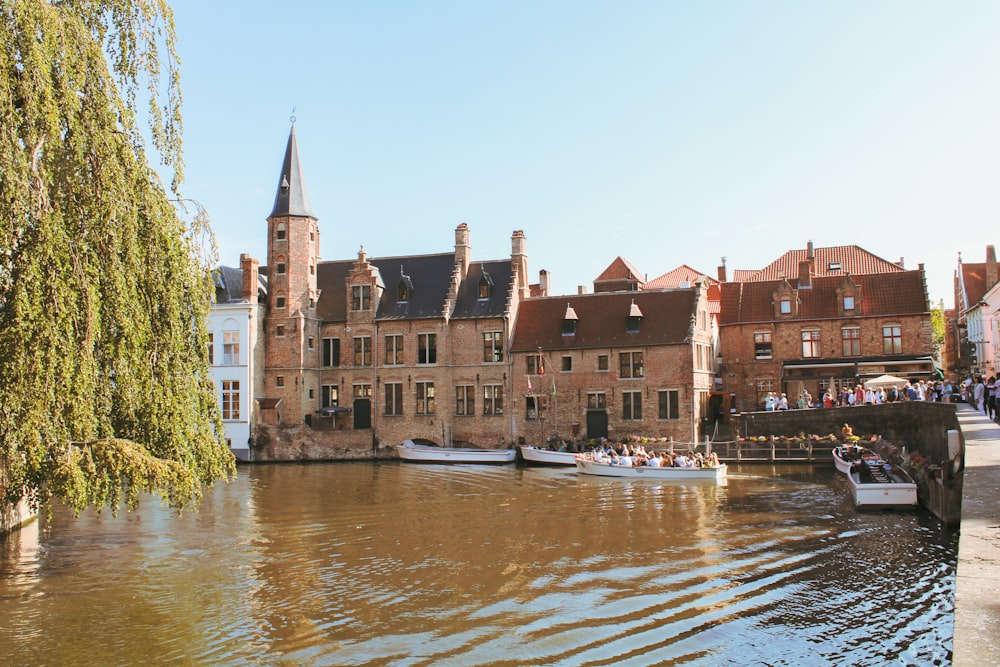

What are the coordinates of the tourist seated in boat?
(647, 453, 661, 467)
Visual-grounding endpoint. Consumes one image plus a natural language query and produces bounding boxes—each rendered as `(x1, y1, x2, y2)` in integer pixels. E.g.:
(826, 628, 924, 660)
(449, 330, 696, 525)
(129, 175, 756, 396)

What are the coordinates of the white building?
(208, 255, 265, 461)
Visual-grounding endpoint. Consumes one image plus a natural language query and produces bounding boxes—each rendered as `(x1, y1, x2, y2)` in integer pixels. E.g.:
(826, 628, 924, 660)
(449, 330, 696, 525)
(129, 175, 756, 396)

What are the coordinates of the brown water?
(0, 463, 956, 666)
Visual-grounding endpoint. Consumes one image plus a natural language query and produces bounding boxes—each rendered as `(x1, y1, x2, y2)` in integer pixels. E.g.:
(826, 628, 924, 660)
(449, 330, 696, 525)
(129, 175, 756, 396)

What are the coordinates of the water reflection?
(0, 463, 956, 666)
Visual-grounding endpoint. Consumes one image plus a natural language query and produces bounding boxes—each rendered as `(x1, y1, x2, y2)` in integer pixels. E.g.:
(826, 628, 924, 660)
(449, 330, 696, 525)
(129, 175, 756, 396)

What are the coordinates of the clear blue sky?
(165, 1, 999, 307)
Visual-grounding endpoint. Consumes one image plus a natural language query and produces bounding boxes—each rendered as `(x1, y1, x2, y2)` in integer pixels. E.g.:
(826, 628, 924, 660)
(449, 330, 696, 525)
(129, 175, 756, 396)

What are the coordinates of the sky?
(162, 1, 1000, 307)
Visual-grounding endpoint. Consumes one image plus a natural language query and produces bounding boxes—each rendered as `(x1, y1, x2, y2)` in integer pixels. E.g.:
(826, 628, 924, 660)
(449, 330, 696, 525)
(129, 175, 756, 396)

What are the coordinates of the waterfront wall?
(252, 424, 398, 461)
(1, 495, 38, 536)
(737, 402, 963, 524)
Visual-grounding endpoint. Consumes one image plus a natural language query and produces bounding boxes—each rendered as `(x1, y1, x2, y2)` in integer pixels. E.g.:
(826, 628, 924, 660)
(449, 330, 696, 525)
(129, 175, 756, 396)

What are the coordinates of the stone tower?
(263, 124, 322, 423)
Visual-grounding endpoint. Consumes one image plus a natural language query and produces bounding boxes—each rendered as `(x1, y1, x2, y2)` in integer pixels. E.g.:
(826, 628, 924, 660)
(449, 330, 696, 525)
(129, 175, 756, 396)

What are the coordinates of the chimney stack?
(717, 257, 727, 282)
(798, 259, 812, 288)
(987, 245, 997, 289)
(240, 253, 259, 304)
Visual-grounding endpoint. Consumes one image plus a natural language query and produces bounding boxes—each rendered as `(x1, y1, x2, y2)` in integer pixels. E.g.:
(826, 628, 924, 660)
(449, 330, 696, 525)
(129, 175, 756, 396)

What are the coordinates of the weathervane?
(290, 106, 296, 124)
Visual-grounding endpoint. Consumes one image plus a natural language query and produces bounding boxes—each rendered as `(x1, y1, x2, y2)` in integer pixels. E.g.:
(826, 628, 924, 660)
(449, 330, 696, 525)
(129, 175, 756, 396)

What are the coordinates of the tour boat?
(832, 446, 918, 508)
(574, 457, 727, 480)
(396, 440, 516, 464)
(518, 445, 580, 465)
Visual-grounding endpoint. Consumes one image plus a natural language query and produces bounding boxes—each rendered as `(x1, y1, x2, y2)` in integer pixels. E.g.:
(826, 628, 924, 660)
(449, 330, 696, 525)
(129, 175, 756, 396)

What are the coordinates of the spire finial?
(290, 106, 297, 124)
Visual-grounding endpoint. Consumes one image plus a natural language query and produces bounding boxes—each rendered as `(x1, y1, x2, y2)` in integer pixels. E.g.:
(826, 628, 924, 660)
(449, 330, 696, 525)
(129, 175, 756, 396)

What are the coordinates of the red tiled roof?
(719, 270, 928, 325)
(737, 245, 904, 282)
(512, 289, 698, 351)
(594, 256, 645, 283)
(961, 262, 987, 306)
(644, 265, 718, 290)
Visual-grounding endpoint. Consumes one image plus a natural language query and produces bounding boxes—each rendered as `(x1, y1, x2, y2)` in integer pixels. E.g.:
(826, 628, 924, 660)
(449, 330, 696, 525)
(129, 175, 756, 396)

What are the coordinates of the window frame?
(622, 390, 642, 420)
(417, 333, 437, 365)
(619, 351, 643, 378)
(415, 381, 435, 414)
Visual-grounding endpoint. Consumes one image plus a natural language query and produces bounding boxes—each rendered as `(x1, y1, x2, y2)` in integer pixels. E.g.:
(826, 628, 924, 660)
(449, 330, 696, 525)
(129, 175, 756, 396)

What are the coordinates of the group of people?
(587, 443, 722, 468)
(763, 379, 954, 411)
(966, 376, 1000, 419)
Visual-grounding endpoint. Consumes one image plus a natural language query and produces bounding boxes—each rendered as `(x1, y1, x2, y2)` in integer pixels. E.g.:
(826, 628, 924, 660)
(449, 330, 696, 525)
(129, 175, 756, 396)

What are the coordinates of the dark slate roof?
(511, 289, 698, 352)
(312, 253, 514, 323)
(212, 265, 266, 303)
(268, 125, 315, 219)
(718, 270, 929, 325)
(452, 261, 513, 319)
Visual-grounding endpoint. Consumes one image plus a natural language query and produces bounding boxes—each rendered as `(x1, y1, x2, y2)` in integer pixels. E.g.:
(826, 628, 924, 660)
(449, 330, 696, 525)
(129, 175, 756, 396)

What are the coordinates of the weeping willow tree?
(0, 1, 235, 515)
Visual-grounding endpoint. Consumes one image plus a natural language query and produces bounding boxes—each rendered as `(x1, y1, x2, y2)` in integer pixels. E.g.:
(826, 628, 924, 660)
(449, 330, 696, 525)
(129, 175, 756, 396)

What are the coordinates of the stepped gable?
(740, 244, 904, 282)
(511, 289, 698, 351)
(719, 270, 929, 325)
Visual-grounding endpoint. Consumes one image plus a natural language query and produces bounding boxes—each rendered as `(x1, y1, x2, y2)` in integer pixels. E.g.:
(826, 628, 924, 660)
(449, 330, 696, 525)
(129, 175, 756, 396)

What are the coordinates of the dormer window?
(627, 300, 643, 333)
(397, 269, 412, 303)
(829, 262, 842, 272)
(843, 295, 855, 311)
(478, 269, 493, 299)
(562, 303, 578, 336)
(352, 285, 371, 311)
(779, 298, 792, 314)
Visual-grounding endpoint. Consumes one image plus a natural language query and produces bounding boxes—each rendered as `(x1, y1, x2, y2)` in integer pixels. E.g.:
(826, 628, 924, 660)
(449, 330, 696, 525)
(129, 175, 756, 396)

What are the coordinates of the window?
(779, 298, 792, 314)
(756, 378, 775, 392)
(385, 334, 403, 365)
(883, 325, 902, 354)
(587, 392, 606, 409)
(563, 319, 577, 336)
(351, 285, 371, 311)
(223, 330, 239, 365)
(525, 395, 541, 421)
(842, 326, 861, 356)
(483, 385, 503, 415)
(322, 338, 340, 367)
(843, 295, 855, 311)
(276, 376, 285, 388)
(527, 353, 543, 375)
(418, 333, 437, 364)
(308, 336, 314, 350)
(397, 277, 409, 302)
(455, 385, 475, 416)
(801, 329, 821, 358)
(321, 385, 339, 407)
(626, 315, 641, 334)
(384, 382, 403, 416)
(276, 262, 286, 275)
(620, 351, 643, 378)
(754, 331, 772, 360)
(597, 354, 609, 371)
(483, 332, 503, 363)
(415, 381, 435, 414)
(562, 356, 572, 372)
(354, 336, 372, 367)
(276, 296, 285, 309)
(222, 380, 240, 420)
(276, 223, 286, 241)
(478, 273, 492, 299)
(310, 264, 315, 275)
(658, 390, 680, 420)
(353, 383, 372, 398)
(622, 391, 642, 420)
(276, 324, 285, 337)
(207, 333, 214, 365)
(308, 388, 314, 399)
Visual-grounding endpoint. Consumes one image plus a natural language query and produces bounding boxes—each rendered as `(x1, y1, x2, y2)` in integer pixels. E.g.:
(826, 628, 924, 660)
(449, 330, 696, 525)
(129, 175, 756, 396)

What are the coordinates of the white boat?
(575, 457, 727, 480)
(832, 446, 918, 508)
(396, 440, 516, 464)
(518, 445, 580, 465)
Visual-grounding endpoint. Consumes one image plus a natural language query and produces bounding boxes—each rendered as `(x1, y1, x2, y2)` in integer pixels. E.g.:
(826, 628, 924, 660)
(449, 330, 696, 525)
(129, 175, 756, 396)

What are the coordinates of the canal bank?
(952, 404, 1000, 666)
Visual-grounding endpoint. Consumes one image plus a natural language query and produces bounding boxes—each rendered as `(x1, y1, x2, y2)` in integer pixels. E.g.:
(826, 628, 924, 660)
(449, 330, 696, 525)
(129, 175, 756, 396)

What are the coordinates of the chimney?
(987, 245, 998, 288)
(240, 253, 259, 304)
(717, 257, 727, 282)
(511, 230, 528, 298)
(454, 223, 470, 278)
(807, 240, 814, 259)
(538, 269, 550, 297)
(798, 259, 812, 288)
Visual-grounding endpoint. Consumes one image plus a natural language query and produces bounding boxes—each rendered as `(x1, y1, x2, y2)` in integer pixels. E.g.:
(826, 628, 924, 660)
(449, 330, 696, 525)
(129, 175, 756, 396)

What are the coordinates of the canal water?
(0, 462, 955, 666)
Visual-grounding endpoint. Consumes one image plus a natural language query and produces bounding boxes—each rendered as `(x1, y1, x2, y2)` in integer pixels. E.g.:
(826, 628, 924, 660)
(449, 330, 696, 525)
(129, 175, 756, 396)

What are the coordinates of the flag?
(551, 378, 557, 396)
(526, 375, 533, 395)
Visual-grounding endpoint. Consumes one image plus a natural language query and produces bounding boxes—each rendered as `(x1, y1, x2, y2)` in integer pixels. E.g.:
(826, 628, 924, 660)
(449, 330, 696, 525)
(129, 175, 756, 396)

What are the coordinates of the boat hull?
(396, 440, 516, 464)
(518, 446, 579, 465)
(833, 447, 917, 508)
(575, 458, 727, 480)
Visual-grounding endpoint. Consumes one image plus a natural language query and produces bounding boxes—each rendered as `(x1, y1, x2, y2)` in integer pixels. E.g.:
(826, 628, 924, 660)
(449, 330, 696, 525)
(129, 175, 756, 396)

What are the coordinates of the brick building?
(718, 242, 934, 412)
(253, 125, 536, 456)
(509, 281, 717, 445)
(954, 246, 998, 377)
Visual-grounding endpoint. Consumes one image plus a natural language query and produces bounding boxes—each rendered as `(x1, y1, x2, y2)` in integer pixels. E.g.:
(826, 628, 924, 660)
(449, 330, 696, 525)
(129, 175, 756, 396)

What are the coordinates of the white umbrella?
(864, 373, 910, 390)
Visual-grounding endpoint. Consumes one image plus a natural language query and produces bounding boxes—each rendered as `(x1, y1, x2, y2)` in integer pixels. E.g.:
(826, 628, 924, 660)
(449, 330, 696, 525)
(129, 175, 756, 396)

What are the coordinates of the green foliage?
(0, 1, 235, 515)
(930, 303, 947, 352)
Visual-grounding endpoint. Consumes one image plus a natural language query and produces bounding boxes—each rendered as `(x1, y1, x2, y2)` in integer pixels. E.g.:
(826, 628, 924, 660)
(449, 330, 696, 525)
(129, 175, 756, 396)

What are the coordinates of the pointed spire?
(269, 124, 315, 219)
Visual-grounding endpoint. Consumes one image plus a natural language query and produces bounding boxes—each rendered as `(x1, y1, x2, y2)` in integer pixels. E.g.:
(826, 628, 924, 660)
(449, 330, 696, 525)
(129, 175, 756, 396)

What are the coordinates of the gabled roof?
(268, 124, 315, 219)
(959, 262, 987, 307)
(644, 264, 718, 290)
(594, 256, 645, 284)
(737, 245, 904, 281)
(511, 289, 698, 351)
(313, 253, 513, 323)
(718, 270, 928, 325)
(212, 265, 266, 304)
